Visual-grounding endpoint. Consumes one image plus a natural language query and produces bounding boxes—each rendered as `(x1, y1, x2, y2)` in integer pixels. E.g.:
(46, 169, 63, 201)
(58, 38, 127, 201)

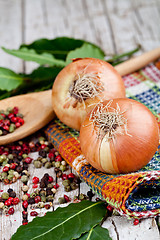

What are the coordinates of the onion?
(52, 58, 125, 130)
(80, 98, 159, 174)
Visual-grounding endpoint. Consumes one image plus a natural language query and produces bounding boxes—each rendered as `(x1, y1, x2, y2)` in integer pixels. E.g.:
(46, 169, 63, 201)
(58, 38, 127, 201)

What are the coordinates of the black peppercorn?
(87, 190, 94, 201)
(9, 191, 16, 198)
(7, 188, 13, 193)
(16, 166, 23, 173)
(39, 150, 47, 158)
(28, 198, 35, 205)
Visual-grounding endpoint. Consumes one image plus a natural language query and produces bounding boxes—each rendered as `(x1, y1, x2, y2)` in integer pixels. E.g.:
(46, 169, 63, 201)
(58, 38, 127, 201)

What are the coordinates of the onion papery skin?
(80, 98, 159, 174)
(52, 58, 125, 130)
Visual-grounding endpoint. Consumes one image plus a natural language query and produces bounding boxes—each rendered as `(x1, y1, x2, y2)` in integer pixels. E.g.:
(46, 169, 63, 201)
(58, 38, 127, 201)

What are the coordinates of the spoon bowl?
(0, 90, 55, 145)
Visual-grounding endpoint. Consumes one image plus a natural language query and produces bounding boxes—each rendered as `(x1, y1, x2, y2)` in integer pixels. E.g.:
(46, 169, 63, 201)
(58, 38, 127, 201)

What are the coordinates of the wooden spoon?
(0, 90, 55, 145)
(0, 47, 160, 145)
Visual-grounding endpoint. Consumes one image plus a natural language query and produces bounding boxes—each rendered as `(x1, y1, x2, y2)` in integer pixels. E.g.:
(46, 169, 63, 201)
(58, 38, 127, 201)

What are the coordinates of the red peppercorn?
(11, 117, 17, 123)
(3, 125, 9, 131)
(25, 157, 32, 164)
(44, 204, 50, 210)
(3, 166, 9, 172)
(22, 200, 28, 209)
(1, 113, 6, 118)
(8, 197, 14, 202)
(48, 176, 53, 183)
(64, 195, 71, 203)
(133, 219, 139, 225)
(68, 173, 75, 180)
(107, 205, 113, 213)
(10, 163, 16, 170)
(62, 174, 68, 180)
(5, 199, 12, 206)
(3, 120, 10, 126)
(34, 196, 41, 203)
(13, 106, 19, 114)
(23, 222, 28, 225)
(55, 155, 62, 162)
(30, 211, 38, 217)
(26, 193, 30, 198)
(53, 183, 59, 189)
(12, 197, 20, 205)
(48, 152, 54, 159)
(32, 176, 39, 184)
(15, 122, 21, 128)
(8, 113, 14, 119)
(41, 144, 47, 149)
(8, 207, 14, 215)
(33, 184, 38, 189)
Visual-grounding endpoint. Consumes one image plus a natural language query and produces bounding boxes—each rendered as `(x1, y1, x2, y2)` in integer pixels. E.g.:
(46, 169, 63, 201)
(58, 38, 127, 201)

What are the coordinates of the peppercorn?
(51, 188, 57, 194)
(41, 196, 46, 202)
(16, 166, 23, 173)
(33, 160, 42, 168)
(27, 198, 35, 205)
(46, 189, 53, 196)
(87, 190, 94, 201)
(46, 195, 54, 202)
(22, 185, 29, 192)
(21, 175, 28, 183)
(62, 179, 70, 187)
(9, 191, 16, 198)
(70, 182, 78, 190)
(44, 204, 51, 209)
(47, 183, 53, 188)
(22, 211, 28, 219)
(56, 170, 62, 178)
(37, 202, 45, 208)
(64, 186, 71, 192)
(41, 158, 48, 165)
(58, 197, 65, 204)
(40, 181, 46, 188)
(79, 193, 87, 200)
(7, 188, 13, 193)
(39, 150, 47, 158)
(55, 162, 60, 168)
(60, 165, 66, 172)
(30, 192, 36, 198)
(1, 192, 9, 199)
(44, 162, 51, 169)
(22, 194, 29, 201)
(0, 202, 4, 208)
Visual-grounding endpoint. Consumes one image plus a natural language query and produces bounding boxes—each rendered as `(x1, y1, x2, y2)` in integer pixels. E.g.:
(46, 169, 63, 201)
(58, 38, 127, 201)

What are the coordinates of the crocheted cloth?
(45, 63, 160, 219)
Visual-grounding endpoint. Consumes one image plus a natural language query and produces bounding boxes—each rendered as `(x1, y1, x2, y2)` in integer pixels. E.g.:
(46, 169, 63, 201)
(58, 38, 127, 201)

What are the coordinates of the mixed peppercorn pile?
(0, 134, 95, 225)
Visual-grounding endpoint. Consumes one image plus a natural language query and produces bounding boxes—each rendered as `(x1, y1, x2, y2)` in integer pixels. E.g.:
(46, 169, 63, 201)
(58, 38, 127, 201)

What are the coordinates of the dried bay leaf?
(11, 201, 106, 240)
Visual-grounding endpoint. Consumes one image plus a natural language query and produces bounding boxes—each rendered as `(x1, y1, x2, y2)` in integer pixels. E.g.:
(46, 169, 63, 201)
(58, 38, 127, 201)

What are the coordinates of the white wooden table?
(0, 0, 160, 239)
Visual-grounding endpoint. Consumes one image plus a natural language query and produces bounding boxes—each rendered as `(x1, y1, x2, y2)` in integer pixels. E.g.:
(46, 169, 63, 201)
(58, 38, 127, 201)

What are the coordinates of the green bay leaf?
(2, 47, 66, 67)
(78, 225, 112, 240)
(0, 67, 23, 91)
(66, 43, 105, 64)
(11, 201, 106, 240)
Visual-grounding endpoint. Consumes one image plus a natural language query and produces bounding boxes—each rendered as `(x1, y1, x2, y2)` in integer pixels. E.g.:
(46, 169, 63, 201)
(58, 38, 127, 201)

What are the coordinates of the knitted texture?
(45, 63, 160, 219)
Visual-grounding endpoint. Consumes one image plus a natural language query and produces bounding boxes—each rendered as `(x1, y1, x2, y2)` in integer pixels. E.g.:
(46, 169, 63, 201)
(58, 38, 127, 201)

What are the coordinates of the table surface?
(0, 0, 160, 239)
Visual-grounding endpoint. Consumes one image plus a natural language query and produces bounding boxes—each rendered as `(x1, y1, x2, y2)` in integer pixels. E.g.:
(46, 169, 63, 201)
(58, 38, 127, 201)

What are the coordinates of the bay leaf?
(78, 225, 112, 240)
(66, 43, 105, 64)
(2, 47, 66, 67)
(11, 201, 106, 240)
(0, 67, 23, 91)
(20, 37, 105, 61)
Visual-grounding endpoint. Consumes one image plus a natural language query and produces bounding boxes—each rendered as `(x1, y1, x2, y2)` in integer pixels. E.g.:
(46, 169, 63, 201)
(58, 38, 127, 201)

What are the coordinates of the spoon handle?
(115, 47, 160, 76)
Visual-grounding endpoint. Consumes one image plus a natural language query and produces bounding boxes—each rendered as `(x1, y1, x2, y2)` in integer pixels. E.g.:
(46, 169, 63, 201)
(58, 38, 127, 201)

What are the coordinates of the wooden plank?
(102, 216, 160, 240)
(0, 0, 23, 72)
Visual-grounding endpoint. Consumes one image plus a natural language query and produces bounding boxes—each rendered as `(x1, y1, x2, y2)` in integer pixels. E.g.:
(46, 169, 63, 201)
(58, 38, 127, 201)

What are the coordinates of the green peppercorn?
(41, 158, 48, 164)
(37, 202, 45, 208)
(8, 154, 14, 160)
(58, 197, 65, 204)
(46, 195, 54, 202)
(33, 160, 42, 168)
(34, 189, 40, 195)
(22, 154, 28, 159)
(3, 205, 8, 214)
(37, 156, 43, 161)
(79, 193, 86, 200)
(55, 162, 61, 168)
(62, 179, 70, 187)
(2, 160, 8, 166)
(8, 169, 14, 175)
(52, 161, 56, 167)
(1, 172, 7, 179)
(47, 183, 53, 188)
(0, 130, 3, 136)
(40, 190, 46, 196)
(41, 196, 46, 202)
(44, 147, 49, 152)
(21, 175, 28, 183)
(7, 174, 14, 180)
(70, 182, 78, 190)
(1, 192, 9, 199)
(6, 107, 12, 113)
(9, 123, 16, 133)
(38, 136, 45, 142)
(30, 192, 36, 198)
(16, 113, 24, 118)
(44, 162, 51, 169)
(60, 165, 66, 172)
(0, 155, 7, 161)
(64, 186, 71, 192)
